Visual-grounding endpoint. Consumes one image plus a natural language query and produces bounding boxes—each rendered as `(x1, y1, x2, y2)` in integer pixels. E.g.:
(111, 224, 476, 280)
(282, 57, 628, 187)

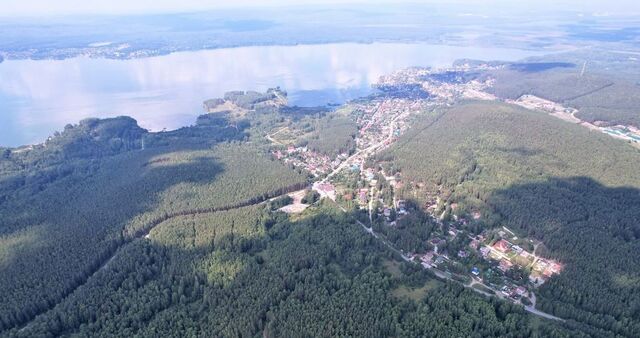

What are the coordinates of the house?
(383, 208, 391, 217)
(458, 250, 468, 258)
(529, 275, 546, 286)
(548, 262, 562, 274)
(287, 145, 296, 154)
(358, 189, 368, 204)
(535, 260, 549, 272)
(493, 239, 511, 253)
(358, 192, 367, 203)
(313, 182, 336, 201)
(515, 286, 527, 296)
(471, 267, 480, 276)
(498, 259, 513, 272)
(469, 239, 480, 250)
(512, 245, 523, 253)
(480, 246, 491, 257)
(396, 200, 406, 210)
(421, 252, 435, 265)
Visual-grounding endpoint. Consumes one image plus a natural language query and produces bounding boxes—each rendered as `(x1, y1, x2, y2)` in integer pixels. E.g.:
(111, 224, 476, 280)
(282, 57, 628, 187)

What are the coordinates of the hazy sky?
(3, 0, 640, 17)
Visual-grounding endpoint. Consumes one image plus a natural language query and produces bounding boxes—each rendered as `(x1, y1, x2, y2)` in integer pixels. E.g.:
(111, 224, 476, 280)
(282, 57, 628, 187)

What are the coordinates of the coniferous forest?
(1, 96, 639, 337)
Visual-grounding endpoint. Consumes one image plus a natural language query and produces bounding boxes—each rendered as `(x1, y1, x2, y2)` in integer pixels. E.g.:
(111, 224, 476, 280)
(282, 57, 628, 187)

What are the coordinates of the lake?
(0, 42, 539, 147)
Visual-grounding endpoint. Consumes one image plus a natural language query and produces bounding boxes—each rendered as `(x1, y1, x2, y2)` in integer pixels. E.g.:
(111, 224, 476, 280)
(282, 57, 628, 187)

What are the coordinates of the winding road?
(15, 183, 305, 333)
(315, 106, 565, 322)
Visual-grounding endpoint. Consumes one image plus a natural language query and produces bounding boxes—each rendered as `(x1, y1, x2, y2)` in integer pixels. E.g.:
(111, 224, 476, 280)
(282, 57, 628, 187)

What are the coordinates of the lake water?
(0, 42, 539, 147)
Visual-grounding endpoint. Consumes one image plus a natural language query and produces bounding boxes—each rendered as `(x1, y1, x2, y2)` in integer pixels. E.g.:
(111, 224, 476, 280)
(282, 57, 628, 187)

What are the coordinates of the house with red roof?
(498, 259, 513, 272)
(493, 239, 511, 253)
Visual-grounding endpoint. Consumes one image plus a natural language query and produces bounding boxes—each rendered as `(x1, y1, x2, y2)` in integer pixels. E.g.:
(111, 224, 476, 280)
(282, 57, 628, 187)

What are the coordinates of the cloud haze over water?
(3, 0, 640, 17)
(0, 43, 538, 146)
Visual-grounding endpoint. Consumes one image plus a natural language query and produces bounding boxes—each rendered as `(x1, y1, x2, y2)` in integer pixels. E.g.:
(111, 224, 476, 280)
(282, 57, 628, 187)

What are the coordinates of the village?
(266, 65, 565, 313)
(409, 224, 563, 303)
(271, 94, 432, 180)
(305, 147, 564, 305)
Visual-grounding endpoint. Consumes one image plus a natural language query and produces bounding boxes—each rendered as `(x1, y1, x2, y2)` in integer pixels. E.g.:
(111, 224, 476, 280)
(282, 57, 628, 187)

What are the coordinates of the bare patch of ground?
(278, 190, 309, 214)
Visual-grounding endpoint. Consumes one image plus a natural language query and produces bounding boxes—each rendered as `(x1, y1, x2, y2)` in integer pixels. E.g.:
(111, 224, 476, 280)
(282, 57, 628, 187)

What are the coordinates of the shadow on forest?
(488, 176, 640, 246)
(494, 146, 542, 157)
(508, 62, 576, 73)
(486, 176, 640, 333)
(11, 205, 388, 337)
(1, 113, 308, 333)
(0, 142, 230, 330)
(0, 114, 266, 330)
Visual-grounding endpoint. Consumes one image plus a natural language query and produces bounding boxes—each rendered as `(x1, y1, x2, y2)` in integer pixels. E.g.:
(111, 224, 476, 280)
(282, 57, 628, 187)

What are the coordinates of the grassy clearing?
(472, 283, 495, 295)
(382, 259, 404, 278)
(392, 279, 441, 301)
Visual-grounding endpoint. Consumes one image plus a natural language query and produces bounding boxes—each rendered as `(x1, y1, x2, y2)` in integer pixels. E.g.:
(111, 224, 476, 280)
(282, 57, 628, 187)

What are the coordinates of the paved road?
(295, 106, 566, 323)
(352, 214, 565, 321)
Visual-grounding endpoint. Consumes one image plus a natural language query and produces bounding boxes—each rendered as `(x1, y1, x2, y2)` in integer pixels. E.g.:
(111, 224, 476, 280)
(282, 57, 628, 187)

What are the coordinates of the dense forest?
(1, 90, 639, 337)
(0, 114, 307, 333)
(382, 101, 640, 336)
(300, 114, 358, 156)
(7, 202, 583, 337)
(484, 64, 640, 128)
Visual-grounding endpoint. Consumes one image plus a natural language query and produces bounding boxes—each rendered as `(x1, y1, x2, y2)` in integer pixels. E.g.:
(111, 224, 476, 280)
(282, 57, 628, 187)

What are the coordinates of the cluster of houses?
(416, 251, 447, 269)
(480, 238, 563, 285)
(352, 98, 421, 152)
(500, 284, 529, 299)
(272, 146, 350, 177)
(378, 66, 496, 105)
(335, 162, 410, 223)
(404, 220, 562, 303)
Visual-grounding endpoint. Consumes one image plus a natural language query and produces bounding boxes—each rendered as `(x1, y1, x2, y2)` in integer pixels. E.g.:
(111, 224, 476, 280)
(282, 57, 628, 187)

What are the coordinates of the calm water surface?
(0, 43, 539, 146)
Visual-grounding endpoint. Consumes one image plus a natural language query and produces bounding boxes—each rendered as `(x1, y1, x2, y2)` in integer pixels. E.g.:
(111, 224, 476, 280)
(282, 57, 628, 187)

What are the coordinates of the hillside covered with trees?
(1, 91, 638, 337)
(8, 202, 583, 337)
(381, 101, 640, 336)
(0, 114, 307, 333)
(483, 61, 640, 128)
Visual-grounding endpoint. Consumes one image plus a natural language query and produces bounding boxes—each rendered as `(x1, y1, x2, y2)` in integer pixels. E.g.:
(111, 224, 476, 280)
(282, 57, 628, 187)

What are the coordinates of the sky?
(3, 0, 640, 17)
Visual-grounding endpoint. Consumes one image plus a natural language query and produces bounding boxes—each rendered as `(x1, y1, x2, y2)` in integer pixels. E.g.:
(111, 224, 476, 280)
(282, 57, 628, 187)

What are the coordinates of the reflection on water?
(0, 42, 537, 146)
